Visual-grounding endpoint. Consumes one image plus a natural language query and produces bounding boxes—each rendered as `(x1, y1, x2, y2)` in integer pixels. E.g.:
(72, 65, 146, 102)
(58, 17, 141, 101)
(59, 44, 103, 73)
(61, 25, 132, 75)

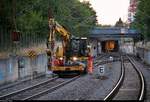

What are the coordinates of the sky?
(80, 0, 130, 25)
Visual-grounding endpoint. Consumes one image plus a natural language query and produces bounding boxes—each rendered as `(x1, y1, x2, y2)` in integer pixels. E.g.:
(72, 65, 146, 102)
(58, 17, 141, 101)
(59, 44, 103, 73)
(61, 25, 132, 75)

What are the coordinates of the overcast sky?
(81, 0, 130, 25)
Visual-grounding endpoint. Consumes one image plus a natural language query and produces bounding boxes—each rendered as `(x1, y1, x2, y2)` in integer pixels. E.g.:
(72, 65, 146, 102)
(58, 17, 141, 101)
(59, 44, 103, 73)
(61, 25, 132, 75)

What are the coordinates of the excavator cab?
(65, 37, 90, 74)
(55, 37, 90, 61)
(69, 37, 89, 58)
(50, 37, 90, 74)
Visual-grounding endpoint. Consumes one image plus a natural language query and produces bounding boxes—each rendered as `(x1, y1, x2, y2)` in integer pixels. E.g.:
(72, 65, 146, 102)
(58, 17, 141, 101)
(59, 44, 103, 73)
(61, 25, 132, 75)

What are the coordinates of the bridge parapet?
(90, 27, 141, 38)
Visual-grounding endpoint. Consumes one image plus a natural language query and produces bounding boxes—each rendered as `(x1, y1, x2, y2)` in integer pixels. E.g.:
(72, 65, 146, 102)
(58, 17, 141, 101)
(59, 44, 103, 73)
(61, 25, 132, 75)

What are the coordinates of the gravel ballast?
(37, 61, 121, 100)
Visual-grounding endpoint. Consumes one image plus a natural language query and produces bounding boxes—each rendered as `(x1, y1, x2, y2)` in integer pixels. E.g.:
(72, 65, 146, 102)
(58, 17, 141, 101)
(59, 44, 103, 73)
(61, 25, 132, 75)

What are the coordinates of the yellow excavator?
(46, 18, 91, 75)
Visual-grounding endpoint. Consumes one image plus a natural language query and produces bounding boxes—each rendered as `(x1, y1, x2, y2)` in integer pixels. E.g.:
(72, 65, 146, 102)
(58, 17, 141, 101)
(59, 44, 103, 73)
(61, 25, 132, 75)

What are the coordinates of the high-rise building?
(128, 0, 138, 24)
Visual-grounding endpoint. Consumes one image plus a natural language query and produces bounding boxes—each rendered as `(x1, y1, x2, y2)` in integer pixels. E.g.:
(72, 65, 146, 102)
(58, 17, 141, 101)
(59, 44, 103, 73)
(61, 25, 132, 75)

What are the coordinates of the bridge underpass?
(89, 27, 141, 55)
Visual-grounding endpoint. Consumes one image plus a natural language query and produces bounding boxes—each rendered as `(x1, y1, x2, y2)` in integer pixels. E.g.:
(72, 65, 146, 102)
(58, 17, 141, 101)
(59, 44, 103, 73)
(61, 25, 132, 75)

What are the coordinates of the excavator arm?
(47, 18, 70, 68)
(54, 21, 70, 56)
(55, 21, 70, 40)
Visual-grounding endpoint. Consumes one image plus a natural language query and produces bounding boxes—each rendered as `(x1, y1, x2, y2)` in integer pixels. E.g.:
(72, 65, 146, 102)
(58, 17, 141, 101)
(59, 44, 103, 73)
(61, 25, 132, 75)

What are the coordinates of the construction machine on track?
(46, 17, 91, 75)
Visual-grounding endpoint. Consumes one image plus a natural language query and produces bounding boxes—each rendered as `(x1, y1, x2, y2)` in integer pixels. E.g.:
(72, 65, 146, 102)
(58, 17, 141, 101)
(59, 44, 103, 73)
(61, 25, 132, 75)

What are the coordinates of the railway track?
(0, 75, 80, 101)
(131, 55, 150, 100)
(94, 53, 121, 68)
(0, 74, 55, 96)
(104, 54, 145, 100)
(94, 54, 107, 64)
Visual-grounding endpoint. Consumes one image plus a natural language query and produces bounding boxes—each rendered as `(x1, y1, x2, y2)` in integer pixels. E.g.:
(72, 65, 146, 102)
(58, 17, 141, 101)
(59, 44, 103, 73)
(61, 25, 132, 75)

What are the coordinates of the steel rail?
(94, 54, 106, 61)
(104, 54, 145, 101)
(22, 75, 80, 100)
(94, 53, 120, 68)
(0, 74, 45, 91)
(104, 55, 125, 100)
(127, 55, 145, 101)
(0, 76, 58, 100)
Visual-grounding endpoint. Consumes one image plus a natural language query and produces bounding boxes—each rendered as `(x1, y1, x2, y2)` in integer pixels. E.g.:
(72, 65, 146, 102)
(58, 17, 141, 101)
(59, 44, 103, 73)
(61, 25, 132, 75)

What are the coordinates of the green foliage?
(0, 0, 97, 52)
(115, 18, 124, 27)
(133, 0, 150, 39)
(50, 0, 97, 37)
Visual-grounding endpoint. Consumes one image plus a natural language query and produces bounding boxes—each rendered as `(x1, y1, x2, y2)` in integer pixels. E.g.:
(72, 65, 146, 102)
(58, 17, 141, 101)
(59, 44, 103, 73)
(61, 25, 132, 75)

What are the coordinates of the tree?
(0, 0, 97, 52)
(49, 0, 97, 37)
(115, 18, 124, 27)
(133, 0, 150, 39)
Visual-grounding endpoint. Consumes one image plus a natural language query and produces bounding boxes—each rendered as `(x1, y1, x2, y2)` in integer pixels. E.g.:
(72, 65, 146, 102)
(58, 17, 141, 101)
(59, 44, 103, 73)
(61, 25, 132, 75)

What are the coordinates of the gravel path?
(36, 61, 121, 100)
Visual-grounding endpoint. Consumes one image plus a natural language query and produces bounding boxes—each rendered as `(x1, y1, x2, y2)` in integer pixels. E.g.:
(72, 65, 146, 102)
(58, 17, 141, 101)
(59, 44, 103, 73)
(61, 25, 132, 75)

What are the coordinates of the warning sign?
(98, 65, 105, 76)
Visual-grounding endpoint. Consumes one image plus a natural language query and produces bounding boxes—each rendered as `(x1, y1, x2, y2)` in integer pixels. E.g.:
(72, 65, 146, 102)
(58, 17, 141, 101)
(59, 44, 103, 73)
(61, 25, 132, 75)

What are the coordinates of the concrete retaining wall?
(136, 47, 150, 65)
(0, 57, 18, 85)
(121, 43, 134, 54)
(90, 40, 98, 58)
(144, 49, 150, 65)
(136, 47, 144, 60)
(0, 53, 47, 85)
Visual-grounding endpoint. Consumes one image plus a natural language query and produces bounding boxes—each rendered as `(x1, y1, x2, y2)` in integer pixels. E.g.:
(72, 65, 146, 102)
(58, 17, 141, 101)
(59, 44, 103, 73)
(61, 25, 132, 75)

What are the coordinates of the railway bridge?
(90, 27, 141, 39)
(89, 27, 141, 55)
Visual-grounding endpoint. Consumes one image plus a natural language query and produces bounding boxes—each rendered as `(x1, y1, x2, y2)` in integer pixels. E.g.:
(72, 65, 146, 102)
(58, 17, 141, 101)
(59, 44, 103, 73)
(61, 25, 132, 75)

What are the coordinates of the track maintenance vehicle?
(46, 17, 92, 75)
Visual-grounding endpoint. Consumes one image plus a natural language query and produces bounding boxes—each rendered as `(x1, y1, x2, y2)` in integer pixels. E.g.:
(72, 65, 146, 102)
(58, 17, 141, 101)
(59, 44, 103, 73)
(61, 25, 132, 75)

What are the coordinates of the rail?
(23, 75, 80, 100)
(127, 55, 145, 100)
(0, 76, 58, 100)
(104, 54, 145, 100)
(104, 55, 125, 100)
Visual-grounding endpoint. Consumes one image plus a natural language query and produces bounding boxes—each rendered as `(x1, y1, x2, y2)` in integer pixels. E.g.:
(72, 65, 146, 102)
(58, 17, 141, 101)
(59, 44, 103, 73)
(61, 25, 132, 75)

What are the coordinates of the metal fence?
(0, 19, 47, 56)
